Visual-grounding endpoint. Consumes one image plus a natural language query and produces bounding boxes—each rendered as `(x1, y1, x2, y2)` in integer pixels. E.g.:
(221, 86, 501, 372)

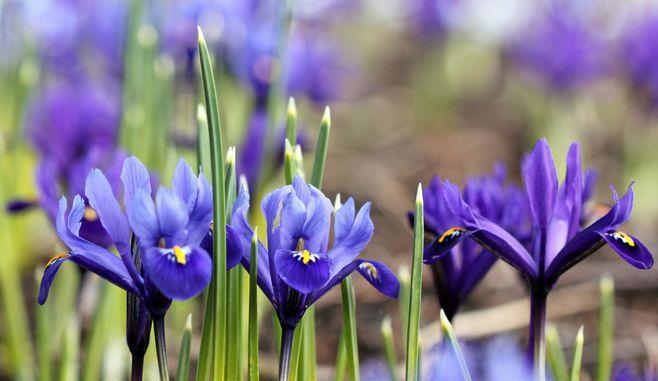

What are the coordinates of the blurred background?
(1, 0, 658, 379)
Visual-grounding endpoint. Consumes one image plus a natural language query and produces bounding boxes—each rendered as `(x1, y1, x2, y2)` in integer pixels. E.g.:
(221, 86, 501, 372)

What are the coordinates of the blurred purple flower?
(508, 8, 605, 91)
(424, 336, 532, 381)
(622, 14, 658, 104)
(408, 0, 458, 39)
(613, 364, 657, 381)
(410, 165, 529, 319)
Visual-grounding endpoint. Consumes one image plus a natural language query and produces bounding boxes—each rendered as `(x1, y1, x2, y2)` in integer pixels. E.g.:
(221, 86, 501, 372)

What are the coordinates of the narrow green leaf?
(440, 310, 472, 381)
(310, 107, 331, 188)
(59, 317, 80, 381)
(570, 326, 584, 381)
(405, 185, 424, 381)
(197, 26, 228, 381)
(334, 330, 347, 381)
(225, 267, 244, 380)
(82, 284, 115, 381)
(286, 97, 297, 145)
(175, 315, 193, 381)
(273, 312, 282, 356)
(288, 324, 304, 381)
(298, 306, 317, 381)
(284, 139, 296, 185)
(225, 146, 236, 212)
(398, 266, 410, 340)
(597, 276, 614, 381)
(341, 276, 360, 381)
(381, 316, 398, 381)
(248, 229, 260, 381)
(546, 326, 569, 381)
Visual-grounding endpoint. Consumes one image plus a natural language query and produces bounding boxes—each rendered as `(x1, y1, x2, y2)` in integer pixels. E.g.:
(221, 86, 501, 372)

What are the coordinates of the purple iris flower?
(413, 165, 529, 320)
(8, 81, 123, 247)
(408, 0, 458, 39)
(38, 157, 234, 318)
(429, 139, 654, 373)
(612, 364, 657, 381)
(230, 176, 399, 328)
(507, 7, 604, 91)
(621, 14, 658, 105)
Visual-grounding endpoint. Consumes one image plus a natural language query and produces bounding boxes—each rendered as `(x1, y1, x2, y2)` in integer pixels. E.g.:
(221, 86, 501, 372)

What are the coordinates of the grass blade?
(439, 310, 471, 381)
(35, 271, 51, 381)
(175, 315, 193, 381)
(310, 107, 331, 188)
(341, 276, 360, 381)
(398, 266, 410, 340)
(405, 185, 424, 381)
(334, 330, 347, 381)
(286, 97, 297, 145)
(546, 326, 568, 381)
(197, 26, 228, 381)
(597, 276, 614, 381)
(570, 326, 584, 381)
(248, 229, 260, 381)
(381, 316, 398, 381)
(59, 317, 80, 381)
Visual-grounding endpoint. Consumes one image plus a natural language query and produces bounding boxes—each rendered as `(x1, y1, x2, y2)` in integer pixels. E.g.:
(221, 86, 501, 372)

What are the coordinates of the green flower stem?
(597, 276, 614, 381)
(341, 276, 360, 381)
(154, 317, 170, 381)
(381, 316, 398, 381)
(279, 327, 296, 381)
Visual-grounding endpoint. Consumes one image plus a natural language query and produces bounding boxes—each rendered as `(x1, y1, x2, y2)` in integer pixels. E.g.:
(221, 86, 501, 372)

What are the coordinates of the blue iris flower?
(229, 176, 399, 329)
(38, 156, 239, 318)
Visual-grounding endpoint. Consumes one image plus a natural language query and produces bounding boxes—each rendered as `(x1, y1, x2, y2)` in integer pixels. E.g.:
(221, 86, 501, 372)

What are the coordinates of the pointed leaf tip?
(333, 194, 342, 213)
(251, 227, 259, 243)
(321, 106, 331, 126)
(600, 275, 614, 295)
(287, 97, 297, 116)
(575, 326, 584, 344)
(185, 314, 193, 331)
(226, 146, 236, 165)
(416, 183, 423, 205)
(197, 26, 205, 43)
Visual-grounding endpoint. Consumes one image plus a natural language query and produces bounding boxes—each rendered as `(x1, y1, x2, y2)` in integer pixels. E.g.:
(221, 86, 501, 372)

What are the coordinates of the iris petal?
(602, 231, 653, 269)
(327, 202, 374, 276)
(155, 187, 189, 243)
(85, 169, 131, 252)
(126, 189, 160, 247)
(522, 138, 558, 229)
(171, 158, 198, 213)
(142, 245, 212, 300)
(121, 156, 152, 205)
(356, 260, 400, 298)
(274, 249, 330, 294)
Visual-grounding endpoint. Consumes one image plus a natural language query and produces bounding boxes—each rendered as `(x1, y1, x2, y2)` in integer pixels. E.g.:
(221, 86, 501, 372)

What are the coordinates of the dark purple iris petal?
(142, 245, 212, 300)
(274, 249, 331, 294)
(356, 260, 400, 299)
(522, 138, 558, 231)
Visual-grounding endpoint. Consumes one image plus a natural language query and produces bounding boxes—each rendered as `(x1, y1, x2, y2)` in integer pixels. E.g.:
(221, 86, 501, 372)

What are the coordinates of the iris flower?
(612, 364, 657, 381)
(414, 165, 529, 320)
(229, 176, 399, 380)
(38, 157, 236, 377)
(429, 139, 654, 378)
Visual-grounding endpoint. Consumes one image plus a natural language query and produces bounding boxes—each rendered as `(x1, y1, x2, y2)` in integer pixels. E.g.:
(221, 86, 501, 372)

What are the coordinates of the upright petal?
(327, 202, 374, 276)
(85, 169, 131, 252)
(172, 158, 198, 213)
(155, 187, 189, 244)
(121, 156, 151, 205)
(186, 172, 213, 245)
(522, 139, 558, 229)
(302, 188, 333, 253)
(278, 191, 307, 250)
(126, 189, 160, 247)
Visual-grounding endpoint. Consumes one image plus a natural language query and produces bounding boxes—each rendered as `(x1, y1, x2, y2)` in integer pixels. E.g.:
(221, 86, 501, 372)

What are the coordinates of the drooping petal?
(55, 197, 140, 295)
(121, 156, 152, 205)
(274, 249, 331, 294)
(423, 227, 473, 264)
(356, 260, 400, 298)
(126, 189, 160, 247)
(85, 169, 131, 252)
(38, 254, 68, 304)
(441, 181, 537, 278)
(546, 185, 652, 285)
(155, 187, 189, 244)
(522, 138, 558, 229)
(327, 202, 374, 276)
(172, 158, 198, 213)
(142, 245, 212, 300)
(226, 225, 242, 270)
(601, 231, 653, 269)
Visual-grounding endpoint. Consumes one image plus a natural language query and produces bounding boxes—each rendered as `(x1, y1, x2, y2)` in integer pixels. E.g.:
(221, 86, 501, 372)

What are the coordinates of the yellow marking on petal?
(83, 207, 98, 221)
(173, 246, 187, 265)
(438, 227, 465, 243)
(610, 231, 635, 247)
(360, 262, 379, 280)
(301, 250, 311, 265)
(46, 253, 68, 268)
